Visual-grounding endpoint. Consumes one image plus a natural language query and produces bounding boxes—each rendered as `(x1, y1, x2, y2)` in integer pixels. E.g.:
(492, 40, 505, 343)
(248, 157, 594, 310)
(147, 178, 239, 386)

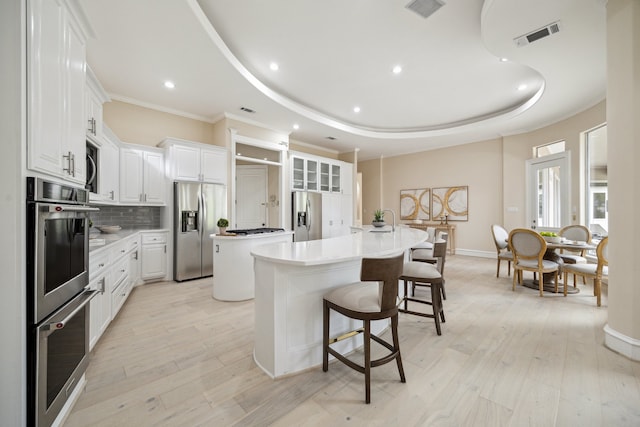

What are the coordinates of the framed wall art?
(400, 188, 430, 220)
(431, 186, 468, 221)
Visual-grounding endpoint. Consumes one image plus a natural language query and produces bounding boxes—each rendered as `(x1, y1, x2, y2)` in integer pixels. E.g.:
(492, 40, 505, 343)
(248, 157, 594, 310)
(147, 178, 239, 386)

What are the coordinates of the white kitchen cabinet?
(291, 156, 319, 191)
(140, 231, 168, 281)
(85, 66, 109, 142)
(160, 138, 227, 184)
(120, 145, 166, 205)
(341, 162, 353, 195)
(27, 0, 87, 185)
(331, 163, 341, 193)
(320, 162, 330, 192)
(95, 126, 120, 202)
(88, 250, 110, 351)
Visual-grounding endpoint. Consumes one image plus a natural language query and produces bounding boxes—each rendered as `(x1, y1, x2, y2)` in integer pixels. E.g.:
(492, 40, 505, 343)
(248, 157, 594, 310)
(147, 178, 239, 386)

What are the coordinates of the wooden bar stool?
(399, 240, 447, 335)
(322, 253, 405, 404)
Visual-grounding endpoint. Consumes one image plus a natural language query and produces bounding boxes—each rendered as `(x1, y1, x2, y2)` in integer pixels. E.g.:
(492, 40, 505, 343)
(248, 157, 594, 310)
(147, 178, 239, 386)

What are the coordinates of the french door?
(526, 152, 570, 231)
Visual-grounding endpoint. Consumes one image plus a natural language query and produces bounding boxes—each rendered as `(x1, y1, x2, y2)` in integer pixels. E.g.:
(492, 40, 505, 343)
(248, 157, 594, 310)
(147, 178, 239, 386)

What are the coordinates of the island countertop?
(250, 226, 427, 266)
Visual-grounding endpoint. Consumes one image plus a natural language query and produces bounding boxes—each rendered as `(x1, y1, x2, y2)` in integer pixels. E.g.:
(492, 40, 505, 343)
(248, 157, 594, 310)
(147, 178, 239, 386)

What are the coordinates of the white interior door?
(236, 165, 268, 229)
(526, 152, 570, 230)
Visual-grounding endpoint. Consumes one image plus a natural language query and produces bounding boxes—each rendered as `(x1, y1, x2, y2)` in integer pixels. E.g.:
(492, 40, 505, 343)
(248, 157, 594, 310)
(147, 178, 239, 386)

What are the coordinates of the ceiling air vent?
(514, 21, 561, 47)
(405, 0, 445, 19)
(240, 106, 256, 113)
(325, 136, 337, 140)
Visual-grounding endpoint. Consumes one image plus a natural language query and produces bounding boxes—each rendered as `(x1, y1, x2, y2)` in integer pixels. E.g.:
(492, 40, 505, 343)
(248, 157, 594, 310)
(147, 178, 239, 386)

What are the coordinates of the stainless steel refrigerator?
(174, 181, 227, 281)
(292, 191, 322, 241)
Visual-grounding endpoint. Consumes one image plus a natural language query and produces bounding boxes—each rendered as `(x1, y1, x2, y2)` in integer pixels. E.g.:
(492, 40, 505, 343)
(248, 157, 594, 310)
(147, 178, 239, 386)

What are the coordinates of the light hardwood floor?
(64, 255, 640, 426)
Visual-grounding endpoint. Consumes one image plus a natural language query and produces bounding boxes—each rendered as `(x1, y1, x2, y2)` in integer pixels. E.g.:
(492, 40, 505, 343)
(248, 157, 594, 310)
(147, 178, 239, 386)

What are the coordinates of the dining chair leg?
(563, 271, 568, 297)
(512, 269, 517, 291)
(391, 314, 406, 383)
(538, 269, 544, 297)
(595, 278, 602, 307)
(496, 259, 500, 277)
(364, 319, 371, 404)
(507, 261, 511, 276)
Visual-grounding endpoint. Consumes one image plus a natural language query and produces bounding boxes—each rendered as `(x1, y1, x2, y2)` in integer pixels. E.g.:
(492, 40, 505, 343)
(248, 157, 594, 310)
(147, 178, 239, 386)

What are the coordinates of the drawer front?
(110, 256, 129, 292)
(141, 232, 167, 245)
(111, 279, 131, 318)
(110, 239, 130, 261)
(89, 251, 110, 282)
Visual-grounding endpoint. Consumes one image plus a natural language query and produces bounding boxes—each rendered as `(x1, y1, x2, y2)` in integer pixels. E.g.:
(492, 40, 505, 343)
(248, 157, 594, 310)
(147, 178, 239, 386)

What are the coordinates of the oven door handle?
(48, 205, 100, 213)
(44, 290, 98, 333)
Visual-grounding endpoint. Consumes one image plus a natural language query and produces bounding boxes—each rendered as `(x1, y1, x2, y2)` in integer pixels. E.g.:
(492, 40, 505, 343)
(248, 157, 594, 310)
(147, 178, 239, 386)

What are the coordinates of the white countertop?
(89, 228, 169, 253)
(250, 226, 427, 266)
(210, 230, 294, 240)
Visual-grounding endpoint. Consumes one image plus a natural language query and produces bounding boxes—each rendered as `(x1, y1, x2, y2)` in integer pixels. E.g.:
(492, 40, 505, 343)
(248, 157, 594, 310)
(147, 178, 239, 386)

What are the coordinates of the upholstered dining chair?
(558, 224, 592, 286)
(508, 228, 560, 297)
(399, 240, 447, 335)
(491, 224, 513, 277)
(322, 253, 405, 404)
(562, 236, 608, 306)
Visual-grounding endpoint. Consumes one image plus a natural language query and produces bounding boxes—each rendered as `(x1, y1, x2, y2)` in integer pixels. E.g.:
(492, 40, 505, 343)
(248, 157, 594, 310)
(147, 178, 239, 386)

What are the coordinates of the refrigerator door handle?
(199, 189, 205, 237)
(306, 198, 311, 231)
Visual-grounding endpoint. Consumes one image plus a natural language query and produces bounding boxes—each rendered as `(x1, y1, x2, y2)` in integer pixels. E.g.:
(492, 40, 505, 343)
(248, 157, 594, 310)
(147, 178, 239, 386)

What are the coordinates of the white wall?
(0, 0, 26, 425)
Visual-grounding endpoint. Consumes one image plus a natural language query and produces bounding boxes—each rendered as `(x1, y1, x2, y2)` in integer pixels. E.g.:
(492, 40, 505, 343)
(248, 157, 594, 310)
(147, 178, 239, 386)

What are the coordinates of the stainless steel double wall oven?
(26, 177, 98, 427)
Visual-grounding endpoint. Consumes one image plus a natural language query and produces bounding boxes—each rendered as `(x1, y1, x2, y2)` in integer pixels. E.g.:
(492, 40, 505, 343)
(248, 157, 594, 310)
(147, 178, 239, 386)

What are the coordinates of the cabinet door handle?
(88, 118, 93, 133)
(71, 152, 76, 177)
(109, 190, 114, 200)
(63, 151, 72, 175)
(216, 244, 219, 253)
(164, 245, 167, 253)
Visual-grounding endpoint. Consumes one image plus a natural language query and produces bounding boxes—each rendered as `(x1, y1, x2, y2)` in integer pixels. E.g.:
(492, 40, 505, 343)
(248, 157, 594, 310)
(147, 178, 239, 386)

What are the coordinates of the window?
(534, 140, 565, 158)
(585, 125, 608, 236)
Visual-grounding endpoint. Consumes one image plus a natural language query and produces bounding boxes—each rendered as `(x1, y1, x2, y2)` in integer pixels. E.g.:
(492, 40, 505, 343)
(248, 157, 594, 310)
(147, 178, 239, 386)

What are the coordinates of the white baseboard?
(453, 248, 495, 259)
(604, 324, 640, 361)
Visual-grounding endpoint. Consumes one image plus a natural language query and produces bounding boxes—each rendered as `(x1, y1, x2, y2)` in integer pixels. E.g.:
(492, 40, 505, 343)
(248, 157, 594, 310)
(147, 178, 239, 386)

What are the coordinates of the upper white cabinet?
(27, 0, 87, 185)
(89, 125, 120, 203)
(290, 153, 351, 194)
(85, 66, 109, 143)
(160, 138, 227, 184)
(291, 156, 319, 191)
(120, 144, 166, 205)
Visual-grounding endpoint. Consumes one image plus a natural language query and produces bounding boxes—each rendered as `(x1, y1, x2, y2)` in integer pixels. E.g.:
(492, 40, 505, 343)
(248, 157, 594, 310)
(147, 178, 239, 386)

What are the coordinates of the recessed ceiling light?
(353, 106, 361, 113)
(164, 81, 175, 89)
(500, 57, 509, 62)
(269, 62, 279, 71)
(293, 124, 300, 130)
(517, 84, 528, 91)
(392, 65, 403, 74)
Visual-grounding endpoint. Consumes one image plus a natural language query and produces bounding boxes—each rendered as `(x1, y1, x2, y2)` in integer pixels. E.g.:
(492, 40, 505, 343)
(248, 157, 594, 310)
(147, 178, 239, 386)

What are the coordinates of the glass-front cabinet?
(331, 164, 341, 193)
(291, 157, 319, 191)
(291, 154, 349, 194)
(320, 162, 330, 192)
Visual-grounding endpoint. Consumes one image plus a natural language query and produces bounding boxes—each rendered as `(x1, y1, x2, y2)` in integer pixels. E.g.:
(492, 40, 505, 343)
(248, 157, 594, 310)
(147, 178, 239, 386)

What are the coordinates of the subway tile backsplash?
(90, 206, 163, 229)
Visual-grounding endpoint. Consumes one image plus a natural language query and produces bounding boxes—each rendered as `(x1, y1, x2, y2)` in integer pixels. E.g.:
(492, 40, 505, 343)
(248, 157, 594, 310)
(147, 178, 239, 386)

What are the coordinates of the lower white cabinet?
(88, 251, 110, 351)
(89, 230, 166, 350)
(140, 231, 168, 281)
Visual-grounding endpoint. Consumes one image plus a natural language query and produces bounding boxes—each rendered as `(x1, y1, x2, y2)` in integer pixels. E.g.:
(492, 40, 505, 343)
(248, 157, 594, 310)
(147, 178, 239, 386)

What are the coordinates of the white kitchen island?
(211, 231, 294, 301)
(250, 226, 428, 378)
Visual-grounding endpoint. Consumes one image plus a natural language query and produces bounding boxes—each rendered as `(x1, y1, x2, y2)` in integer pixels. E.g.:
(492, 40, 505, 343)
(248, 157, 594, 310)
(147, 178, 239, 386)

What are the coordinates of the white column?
(604, 0, 640, 360)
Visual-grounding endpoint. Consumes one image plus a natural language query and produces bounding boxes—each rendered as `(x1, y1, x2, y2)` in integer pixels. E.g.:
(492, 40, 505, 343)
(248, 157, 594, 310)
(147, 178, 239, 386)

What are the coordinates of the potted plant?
(217, 218, 229, 235)
(372, 209, 386, 227)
